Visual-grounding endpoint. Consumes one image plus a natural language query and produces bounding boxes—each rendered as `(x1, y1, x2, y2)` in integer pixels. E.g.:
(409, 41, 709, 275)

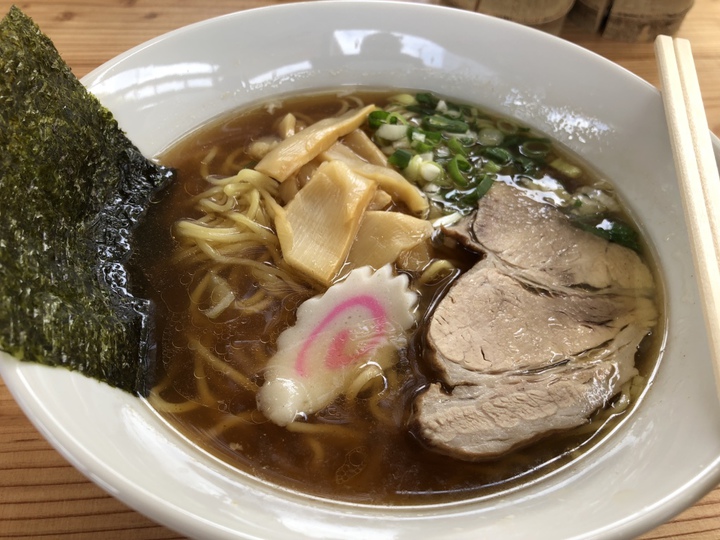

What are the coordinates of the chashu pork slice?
(445, 182, 654, 294)
(412, 182, 658, 460)
(413, 325, 645, 460)
(426, 259, 657, 384)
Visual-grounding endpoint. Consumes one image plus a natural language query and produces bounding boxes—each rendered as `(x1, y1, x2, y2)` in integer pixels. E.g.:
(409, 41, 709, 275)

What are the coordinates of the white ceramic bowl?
(2, 2, 720, 539)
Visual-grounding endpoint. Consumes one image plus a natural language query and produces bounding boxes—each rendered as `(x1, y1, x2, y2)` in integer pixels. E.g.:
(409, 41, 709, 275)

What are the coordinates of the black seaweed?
(0, 7, 175, 395)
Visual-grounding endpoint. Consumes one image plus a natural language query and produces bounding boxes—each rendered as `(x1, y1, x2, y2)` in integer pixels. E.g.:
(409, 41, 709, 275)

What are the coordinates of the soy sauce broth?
(129, 90, 664, 505)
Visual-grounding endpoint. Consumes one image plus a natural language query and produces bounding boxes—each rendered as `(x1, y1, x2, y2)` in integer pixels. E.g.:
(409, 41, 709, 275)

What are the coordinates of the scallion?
(482, 159, 502, 173)
(390, 93, 416, 106)
(447, 137, 467, 156)
(416, 92, 439, 108)
(447, 155, 470, 187)
(496, 119, 519, 134)
(388, 148, 413, 169)
(422, 115, 469, 133)
(473, 175, 495, 200)
(477, 127, 504, 146)
(460, 175, 495, 205)
(520, 139, 551, 159)
(571, 216, 640, 252)
(482, 146, 513, 165)
(368, 110, 390, 129)
(376, 123, 408, 141)
(420, 161, 444, 183)
(550, 158, 582, 178)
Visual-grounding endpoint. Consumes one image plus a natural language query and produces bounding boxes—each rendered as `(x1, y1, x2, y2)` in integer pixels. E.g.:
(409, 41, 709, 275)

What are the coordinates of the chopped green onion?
(376, 123, 408, 141)
(446, 175, 495, 207)
(413, 141, 434, 153)
(389, 112, 409, 125)
(456, 135, 476, 146)
(423, 182, 441, 194)
(571, 216, 640, 252)
(447, 137, 467, 156)
(426, 130, 443, 143)
(369, 110, 408, 129)
(515, 155, 539, 175)
(388, 148, 413, 169)
(457, 154, 472, 171)
(366, 91, 593, 219)
(433, 211, 463, 228)
(422, 115, 469, 133)
(460, 176, 494, 205)
(416, 92, 439, 108)
(482, 146, 513, 165)
(409, 128, 441, 152)
(405, 154, 424, 182)
(420, 161, 444, 183)
(470, 175, 495, 202)
(443, 108, 463, 119)
(520, 139, 551, 159)
(500, 133, 525, 148)
(550, 157, 582, 178)
(496, 119, 519, 134)
(482, 159, 502, 173)
(477, 127, 504, 146)
(475, 118, 495, 129)
(368, 110, 390, 129)
(447, 155, 470, 187)
(406, 104, 435, 115)
(390, 93, 416, 106)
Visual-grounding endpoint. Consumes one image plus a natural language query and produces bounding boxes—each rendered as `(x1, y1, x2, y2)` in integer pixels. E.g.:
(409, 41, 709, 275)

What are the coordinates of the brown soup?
(129, 90, 663, 505)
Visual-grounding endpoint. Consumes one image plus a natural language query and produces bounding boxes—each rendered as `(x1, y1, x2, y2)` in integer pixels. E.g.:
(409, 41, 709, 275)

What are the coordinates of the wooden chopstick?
(655, 35, 720, 397)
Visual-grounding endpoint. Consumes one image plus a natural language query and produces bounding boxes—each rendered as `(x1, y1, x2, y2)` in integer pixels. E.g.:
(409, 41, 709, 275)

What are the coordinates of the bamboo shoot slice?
(322, 142, 429, 216)
(343, 129, 388, 166)
(346, 211, 434, 271)
(255, 104, 376, 182)
(274, 160, 377, 286)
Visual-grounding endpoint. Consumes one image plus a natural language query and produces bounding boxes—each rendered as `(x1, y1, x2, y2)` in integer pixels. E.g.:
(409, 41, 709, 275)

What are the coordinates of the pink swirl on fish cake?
(294, 294, 387, 377)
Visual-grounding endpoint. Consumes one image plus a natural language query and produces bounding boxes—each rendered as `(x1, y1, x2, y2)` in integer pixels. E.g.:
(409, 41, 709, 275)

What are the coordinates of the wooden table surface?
(1, 1, 719, 538)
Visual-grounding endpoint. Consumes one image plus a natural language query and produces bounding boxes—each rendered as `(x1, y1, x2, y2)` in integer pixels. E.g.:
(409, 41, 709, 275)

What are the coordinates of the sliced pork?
(414, 325, 645, 459)
(412, 182, 658, 460)
(445, 183, 654, 293)
(426, 260, 657, 385)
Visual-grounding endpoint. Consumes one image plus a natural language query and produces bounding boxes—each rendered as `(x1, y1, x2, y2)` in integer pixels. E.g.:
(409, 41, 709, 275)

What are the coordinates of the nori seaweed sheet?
(0, 7, 175, 395)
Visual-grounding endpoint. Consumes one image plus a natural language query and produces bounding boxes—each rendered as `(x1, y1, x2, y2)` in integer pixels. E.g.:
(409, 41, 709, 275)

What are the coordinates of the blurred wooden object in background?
(571, 0, 696, 41)
(448, 0, 576, 34)
(446, 0, 696, 40)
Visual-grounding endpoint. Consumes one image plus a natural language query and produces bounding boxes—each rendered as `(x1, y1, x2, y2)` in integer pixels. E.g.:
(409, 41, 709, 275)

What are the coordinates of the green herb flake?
(571, 216, 642, 253)
(0, 7, 175, 395)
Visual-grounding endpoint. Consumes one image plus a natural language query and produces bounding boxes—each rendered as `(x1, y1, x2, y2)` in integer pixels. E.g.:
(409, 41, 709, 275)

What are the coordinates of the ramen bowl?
(2, 1, 720, 538)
